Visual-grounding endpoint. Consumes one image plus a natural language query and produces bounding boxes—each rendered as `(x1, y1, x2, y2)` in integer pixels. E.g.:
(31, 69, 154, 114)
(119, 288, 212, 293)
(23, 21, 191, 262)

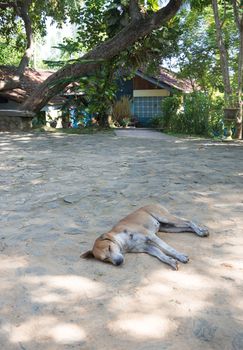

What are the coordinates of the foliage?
(70, 0, 181, 70)
(161, 0, 242, 138)
(51, 38, 84, 63)
(209, 96, 225, 136)
(0, 36, 24, 65)
(1, 0, 237, 136)
(48, 0, 182, 125)
(112, 96, 132, 126)
(0, 1, 83, 38)
(160, 94, 182, 129)
(0, 14, 26, 65)
(153, 92, 224, 136)
(150, 115, 164, 129)
(32, 111, 46, 127)
(0, 0, 84, 67)
(76, 0, 172, 52)
(182, 93, 210, 135)
(78, 63, 118, 126)
(167, 4, 239, 96)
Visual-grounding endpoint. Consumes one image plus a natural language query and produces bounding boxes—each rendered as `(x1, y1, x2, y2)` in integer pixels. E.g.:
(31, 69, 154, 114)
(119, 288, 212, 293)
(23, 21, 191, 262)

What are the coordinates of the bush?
(208, 96, 224, 137)
(182, 92, 210, 135)
(161, 94, 182, 130)
(150, 115, 164, 129)
(150, 94, 181, 129)
(152, 92, 224, 137)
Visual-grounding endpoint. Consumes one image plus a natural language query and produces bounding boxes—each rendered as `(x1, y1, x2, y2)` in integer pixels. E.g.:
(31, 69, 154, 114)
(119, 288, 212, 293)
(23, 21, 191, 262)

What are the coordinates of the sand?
(0, 130, 243, 350)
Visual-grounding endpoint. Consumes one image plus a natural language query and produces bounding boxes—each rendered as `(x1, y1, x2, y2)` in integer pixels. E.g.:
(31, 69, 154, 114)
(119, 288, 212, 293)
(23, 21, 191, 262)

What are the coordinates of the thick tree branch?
(151, 0, 182, 27)
(21, 0, 183, 112)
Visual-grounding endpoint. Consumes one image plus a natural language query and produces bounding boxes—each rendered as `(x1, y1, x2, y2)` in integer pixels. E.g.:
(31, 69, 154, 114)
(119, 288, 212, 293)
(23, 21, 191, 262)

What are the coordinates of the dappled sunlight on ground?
(23, 274, 105, 303)
(0, 255, 28, 270)
(2, 316, 86, 344)
(1, 132, 243, 349)
(109, 314, 176, 340)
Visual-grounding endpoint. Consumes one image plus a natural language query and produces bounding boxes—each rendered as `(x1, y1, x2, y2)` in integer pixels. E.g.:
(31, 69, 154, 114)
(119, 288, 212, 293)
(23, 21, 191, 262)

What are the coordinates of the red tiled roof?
(155, 67, 196, 93)
(138, 67, 197, 93)
(0, 66, 64, 104)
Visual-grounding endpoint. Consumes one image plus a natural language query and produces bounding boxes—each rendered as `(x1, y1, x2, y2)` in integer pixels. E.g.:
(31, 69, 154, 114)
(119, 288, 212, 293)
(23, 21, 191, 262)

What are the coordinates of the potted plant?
(112, 96, 132, 128)
(223, 96, 239, 140)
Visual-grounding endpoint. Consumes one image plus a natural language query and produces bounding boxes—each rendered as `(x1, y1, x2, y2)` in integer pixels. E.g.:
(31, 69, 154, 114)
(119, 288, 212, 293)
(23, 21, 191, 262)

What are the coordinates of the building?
(0, 65, 195, 129)
(117, 68, 194, 127)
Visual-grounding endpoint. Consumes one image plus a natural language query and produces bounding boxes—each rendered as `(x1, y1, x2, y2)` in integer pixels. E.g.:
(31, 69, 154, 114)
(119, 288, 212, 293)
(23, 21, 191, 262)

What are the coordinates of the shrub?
(182, 92, 210, 135)
(208, 96, 224, 136)
(153, 92, 224, 137)
(161, 94, 182, 130)
(150, 94, 182, 130)
(150, 115, 164, 129)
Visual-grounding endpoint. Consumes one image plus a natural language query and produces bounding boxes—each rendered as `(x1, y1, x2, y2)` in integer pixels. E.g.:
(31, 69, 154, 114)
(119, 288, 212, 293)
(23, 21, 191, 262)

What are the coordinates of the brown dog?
(81, 203, 209, 270)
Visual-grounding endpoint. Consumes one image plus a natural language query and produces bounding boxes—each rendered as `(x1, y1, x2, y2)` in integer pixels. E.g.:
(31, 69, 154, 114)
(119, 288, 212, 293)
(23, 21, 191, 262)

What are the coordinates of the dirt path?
(114, 128, 175, 140)
(0, 131, 243, 350)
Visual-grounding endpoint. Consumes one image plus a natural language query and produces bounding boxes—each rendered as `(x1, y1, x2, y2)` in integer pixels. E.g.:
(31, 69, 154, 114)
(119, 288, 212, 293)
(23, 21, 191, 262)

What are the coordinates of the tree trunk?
(21, 0, 183, 112)
(16, 1, 34, 76)
(0, 0, 33, 92)
(212, 0, 232, 102)
(235, 19, 243, 139)
(232, 1, 243, 139)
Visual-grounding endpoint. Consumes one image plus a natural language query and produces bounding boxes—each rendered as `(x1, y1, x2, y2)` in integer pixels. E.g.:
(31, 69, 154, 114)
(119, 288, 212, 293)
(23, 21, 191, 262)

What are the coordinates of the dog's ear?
(80, 250, 94, 259)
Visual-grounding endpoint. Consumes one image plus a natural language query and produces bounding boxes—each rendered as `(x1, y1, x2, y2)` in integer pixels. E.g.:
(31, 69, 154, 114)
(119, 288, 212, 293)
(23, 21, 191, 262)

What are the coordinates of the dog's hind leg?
(145, 205, 209, 237)
(155, 211, 209, 237)
(147, 235, 189, 263)
(161, 220, 209, 237)
(144, 245, 179, 270)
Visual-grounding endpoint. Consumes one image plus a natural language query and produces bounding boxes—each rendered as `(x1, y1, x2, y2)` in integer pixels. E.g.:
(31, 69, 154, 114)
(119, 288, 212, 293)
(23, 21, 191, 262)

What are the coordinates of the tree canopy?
(0, 0, 242, 137)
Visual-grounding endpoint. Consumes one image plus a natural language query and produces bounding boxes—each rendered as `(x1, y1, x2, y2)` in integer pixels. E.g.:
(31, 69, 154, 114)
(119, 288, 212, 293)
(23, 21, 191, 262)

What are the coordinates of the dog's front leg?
(148, 235, 189, 263)
(144, 245, 179, 270)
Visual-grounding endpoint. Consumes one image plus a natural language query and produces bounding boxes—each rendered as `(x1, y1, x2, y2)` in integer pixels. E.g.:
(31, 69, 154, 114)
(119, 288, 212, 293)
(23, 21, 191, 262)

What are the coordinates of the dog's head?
(81, 234, 124, 266)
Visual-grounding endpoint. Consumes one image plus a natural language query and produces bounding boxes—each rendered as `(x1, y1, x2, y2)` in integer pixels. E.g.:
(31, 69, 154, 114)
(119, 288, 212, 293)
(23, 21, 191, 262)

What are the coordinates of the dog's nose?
(114, 256, 124, 266)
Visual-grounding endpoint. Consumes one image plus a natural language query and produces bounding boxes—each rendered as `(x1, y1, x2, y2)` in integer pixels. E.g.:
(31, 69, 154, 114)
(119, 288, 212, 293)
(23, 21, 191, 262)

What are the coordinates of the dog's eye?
(108, 245, 111, 252)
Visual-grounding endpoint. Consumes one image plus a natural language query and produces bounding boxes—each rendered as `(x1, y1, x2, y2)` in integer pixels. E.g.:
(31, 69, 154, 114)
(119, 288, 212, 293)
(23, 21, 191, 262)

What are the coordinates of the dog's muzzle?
(113, 255, 124, 266)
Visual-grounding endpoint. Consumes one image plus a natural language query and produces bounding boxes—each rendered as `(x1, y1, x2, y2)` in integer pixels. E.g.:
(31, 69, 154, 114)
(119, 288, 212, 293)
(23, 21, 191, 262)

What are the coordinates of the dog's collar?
(101, 237, 114, 242)
(99, 234, 123, 251)
(99, 234, 116, 243)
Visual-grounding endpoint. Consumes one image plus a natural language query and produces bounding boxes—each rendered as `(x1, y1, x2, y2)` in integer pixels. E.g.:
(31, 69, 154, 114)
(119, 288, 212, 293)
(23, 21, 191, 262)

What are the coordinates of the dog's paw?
(201, 227, 209, 237)
(178, 254, 189, 264)
(170, 258, 179, 270)
(196, 227, 209, 237)
(190, 222, 209, 237)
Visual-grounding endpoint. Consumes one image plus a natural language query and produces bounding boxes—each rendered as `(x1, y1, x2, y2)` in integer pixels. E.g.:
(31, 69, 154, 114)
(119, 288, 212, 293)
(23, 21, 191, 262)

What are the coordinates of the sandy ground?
(0, 130, 243, 350)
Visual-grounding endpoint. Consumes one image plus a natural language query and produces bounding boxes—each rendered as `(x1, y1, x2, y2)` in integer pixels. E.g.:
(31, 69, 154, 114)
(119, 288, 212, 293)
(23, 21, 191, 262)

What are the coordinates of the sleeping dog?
(81, 203, 209, 270)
